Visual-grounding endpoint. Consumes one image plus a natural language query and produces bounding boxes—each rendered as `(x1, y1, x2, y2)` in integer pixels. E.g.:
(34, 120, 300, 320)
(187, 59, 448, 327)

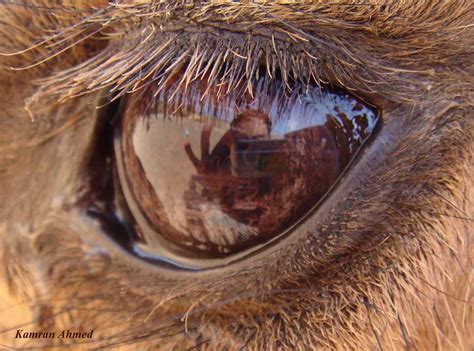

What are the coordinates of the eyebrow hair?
(1, 0, 471, 114)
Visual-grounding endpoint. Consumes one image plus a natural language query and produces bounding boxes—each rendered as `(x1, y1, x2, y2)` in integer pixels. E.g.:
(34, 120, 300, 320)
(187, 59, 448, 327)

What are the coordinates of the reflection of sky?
(270, 91, 330, 136)
(162, 79, 378, 141)
(254, 87, 378, 139)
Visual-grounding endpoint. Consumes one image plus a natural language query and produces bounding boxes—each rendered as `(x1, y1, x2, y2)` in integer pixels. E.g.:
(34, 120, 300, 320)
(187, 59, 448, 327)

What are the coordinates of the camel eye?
(111, 74, 379, 268)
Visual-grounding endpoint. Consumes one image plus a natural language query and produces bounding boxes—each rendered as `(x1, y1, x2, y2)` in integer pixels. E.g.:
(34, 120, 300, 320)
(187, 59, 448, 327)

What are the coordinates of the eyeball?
(113, 73, 379, 266)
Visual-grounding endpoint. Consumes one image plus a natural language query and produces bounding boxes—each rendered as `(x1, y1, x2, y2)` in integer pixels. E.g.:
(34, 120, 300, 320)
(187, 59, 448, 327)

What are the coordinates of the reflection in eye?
(113, 73, 379, 267)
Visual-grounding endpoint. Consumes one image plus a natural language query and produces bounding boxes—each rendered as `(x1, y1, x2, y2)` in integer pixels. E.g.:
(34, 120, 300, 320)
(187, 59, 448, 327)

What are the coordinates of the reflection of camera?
(230, 139, 288, 177)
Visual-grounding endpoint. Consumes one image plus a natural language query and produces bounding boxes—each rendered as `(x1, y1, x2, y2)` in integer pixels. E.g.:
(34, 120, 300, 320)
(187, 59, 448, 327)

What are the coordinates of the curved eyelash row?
(131, 73, 378, 144)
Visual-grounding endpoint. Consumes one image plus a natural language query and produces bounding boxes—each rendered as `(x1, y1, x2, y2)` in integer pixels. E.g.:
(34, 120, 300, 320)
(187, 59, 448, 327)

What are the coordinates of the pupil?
(115, 76, 379, 260)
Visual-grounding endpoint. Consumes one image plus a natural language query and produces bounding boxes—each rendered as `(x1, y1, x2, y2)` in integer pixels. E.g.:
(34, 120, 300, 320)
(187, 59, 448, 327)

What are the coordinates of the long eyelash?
(28, 29, 319, 113)
(1, 1, 326, 118)
(2, 0, 470, 120)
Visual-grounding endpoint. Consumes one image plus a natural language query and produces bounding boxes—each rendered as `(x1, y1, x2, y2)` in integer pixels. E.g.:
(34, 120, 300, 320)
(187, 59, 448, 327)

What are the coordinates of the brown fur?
(0, 1, 472, 350)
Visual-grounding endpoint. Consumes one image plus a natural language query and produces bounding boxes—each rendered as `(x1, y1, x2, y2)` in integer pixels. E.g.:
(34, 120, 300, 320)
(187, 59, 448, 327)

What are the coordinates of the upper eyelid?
(12, 3, 377, 104)
(31, 30, 325, 103)
(16, 0, 469, 113)
(29, 25, 359, 109)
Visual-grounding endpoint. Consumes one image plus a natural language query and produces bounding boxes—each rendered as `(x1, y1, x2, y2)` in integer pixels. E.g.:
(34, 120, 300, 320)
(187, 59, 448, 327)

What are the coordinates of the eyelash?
(31, 20, 343, 113)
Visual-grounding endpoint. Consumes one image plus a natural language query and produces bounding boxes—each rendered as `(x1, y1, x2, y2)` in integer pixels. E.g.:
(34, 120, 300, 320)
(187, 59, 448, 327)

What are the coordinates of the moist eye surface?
(111, 73, 379, 266)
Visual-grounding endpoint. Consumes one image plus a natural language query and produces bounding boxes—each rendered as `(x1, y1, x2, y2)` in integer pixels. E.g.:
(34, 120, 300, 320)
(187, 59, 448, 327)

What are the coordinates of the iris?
(113, 73, 379, 266)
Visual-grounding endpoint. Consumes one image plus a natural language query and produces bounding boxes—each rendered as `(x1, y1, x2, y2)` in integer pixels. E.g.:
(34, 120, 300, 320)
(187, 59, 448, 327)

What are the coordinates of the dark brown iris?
(115, 76, 378, 258)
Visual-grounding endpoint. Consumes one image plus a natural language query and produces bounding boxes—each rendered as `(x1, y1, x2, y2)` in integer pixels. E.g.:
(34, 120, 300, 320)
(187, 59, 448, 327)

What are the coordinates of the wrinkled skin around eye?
(116, 77, 379, 259)
(0, 1, 472, 350)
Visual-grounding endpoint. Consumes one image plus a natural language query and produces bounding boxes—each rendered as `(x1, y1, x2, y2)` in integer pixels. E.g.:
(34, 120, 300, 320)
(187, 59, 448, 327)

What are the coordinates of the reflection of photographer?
(184, 109, 288, 178)
(181, 107, 362, 249)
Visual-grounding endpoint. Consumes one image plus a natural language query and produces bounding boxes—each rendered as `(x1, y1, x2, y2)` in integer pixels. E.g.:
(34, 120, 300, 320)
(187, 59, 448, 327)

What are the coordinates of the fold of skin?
(0, 1, 472, 350)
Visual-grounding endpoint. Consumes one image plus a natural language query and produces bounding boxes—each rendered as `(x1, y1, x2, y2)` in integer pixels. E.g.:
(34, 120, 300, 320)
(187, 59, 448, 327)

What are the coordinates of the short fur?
(0, 1, 472, 350)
